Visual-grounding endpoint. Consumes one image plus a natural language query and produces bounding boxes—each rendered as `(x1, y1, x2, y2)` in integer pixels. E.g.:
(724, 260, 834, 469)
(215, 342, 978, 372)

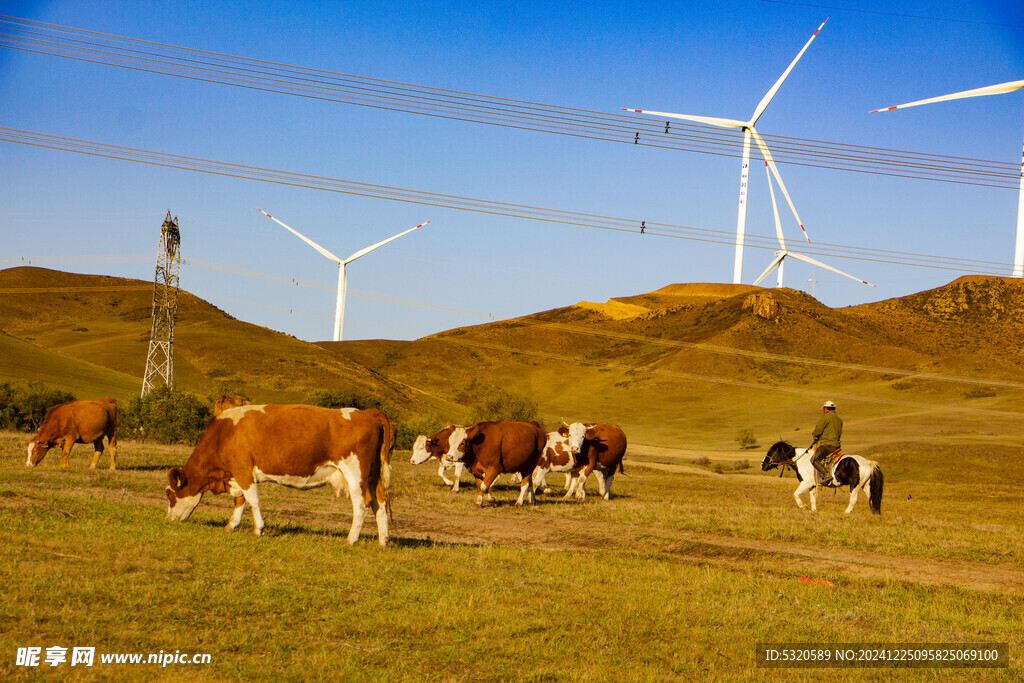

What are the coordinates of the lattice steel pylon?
(141, 211, 181, 397)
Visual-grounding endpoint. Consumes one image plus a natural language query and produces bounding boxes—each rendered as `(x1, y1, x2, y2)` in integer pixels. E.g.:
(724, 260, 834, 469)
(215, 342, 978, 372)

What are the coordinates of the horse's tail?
(868, 463, 884, 515)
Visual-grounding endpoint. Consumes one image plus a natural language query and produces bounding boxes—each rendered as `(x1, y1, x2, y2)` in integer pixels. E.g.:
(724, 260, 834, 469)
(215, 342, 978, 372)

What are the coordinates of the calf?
(27, 398, 118, 470)
(166, 404, 393, 545)
(443, 421, 545, 507)
(531, 427, 579, 495)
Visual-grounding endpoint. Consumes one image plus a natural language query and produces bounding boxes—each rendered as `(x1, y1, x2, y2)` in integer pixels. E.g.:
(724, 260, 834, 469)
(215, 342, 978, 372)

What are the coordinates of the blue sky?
(2, 1, 1023, 342)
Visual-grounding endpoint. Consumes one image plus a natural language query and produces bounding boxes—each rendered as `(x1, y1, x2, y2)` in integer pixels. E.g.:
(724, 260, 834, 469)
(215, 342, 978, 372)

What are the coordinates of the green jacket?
(812, 411, 843, 448)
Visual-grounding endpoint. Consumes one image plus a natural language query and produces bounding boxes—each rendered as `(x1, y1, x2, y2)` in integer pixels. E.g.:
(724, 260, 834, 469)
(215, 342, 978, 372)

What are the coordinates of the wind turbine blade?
(750, 130, 810, 243)
(752, 253, 787, 286)
(765, 161, 786, 250)
(870, 79, 1024, 112)
(621, 109, 745, 129)
(258, 208, 343, 264)
(343, 220, 431, 264)
(787, 252, 876, 287)
(749, 18, 828, 126)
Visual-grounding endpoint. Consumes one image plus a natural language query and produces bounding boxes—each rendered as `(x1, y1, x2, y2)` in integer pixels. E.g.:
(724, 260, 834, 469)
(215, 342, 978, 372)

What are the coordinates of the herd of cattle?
(22, 397, 628, 547)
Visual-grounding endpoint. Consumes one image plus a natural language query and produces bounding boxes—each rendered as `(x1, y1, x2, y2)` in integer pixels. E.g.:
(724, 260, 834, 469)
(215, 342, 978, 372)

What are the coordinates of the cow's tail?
(105, 398, 118, 449)
(376, 414, 395, 523)
(869, 463, 883, 515)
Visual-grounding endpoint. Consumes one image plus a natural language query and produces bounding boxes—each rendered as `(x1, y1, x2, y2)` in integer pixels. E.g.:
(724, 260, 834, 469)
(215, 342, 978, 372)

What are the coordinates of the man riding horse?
(810, 400, 842, 486)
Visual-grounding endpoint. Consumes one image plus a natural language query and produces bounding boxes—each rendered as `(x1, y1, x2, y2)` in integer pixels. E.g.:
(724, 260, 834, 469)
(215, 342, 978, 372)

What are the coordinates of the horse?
(761, 441, 883, 515)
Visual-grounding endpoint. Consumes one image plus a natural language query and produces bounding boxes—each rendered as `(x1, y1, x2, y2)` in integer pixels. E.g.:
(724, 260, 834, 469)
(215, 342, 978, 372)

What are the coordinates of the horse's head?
(762, 441, 795, 471)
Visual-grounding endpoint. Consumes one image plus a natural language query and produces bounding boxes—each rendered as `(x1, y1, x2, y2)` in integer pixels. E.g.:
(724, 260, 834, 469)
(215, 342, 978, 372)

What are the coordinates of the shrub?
(733, 460, 751, 471)
(306, 389, 396, 422)
(0, 380, 77, 432)
(396, 414, 445, 451)
(121, 387, 212, 444)
(468, 388, 538, 424)
(735, 428, 758, 450)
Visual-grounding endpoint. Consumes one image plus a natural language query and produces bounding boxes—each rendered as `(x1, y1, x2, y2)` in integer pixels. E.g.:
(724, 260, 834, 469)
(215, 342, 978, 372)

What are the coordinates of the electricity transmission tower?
(141, 211, 181, 397)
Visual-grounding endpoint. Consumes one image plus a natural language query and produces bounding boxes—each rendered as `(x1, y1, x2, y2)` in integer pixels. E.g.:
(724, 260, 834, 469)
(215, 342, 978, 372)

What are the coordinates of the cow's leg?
(563, 472, 580, 499)
(476, 469, 500, 507)
(532, 466, 549, 495)
(107, 437, 117, 471)
(515, 472, 534, 506)
(60, 439, 73, 468)
(239, 485, 265, 536)
(595, 470, 616, 500)
(89, 439, 104, 469)
(340, 457, 368, 544)
(226, 496, 247, 531)
(452, 462, 464, 492)
(563, 472, 573, 490)
(438, 461, 454, 486)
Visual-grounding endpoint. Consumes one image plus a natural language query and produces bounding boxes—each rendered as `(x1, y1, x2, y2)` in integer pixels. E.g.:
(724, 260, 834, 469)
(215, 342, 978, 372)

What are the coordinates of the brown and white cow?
(442, 421, 545, 507)
(530, 427, 579, 495)
(564, 422, 627, 500)
(166, 404, 393, 545)
(410, 425, 467, 491)
(27, 398, 118, 470)
(213, 395, 250, 417)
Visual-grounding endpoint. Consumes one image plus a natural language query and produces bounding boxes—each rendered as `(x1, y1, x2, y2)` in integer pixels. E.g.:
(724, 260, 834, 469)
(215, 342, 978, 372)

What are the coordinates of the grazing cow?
(213, 395, 250, 417)
(27, 398, 118, 470)
(410, 425, 467, 491)
(443, 421, 545, 507)
(531, 427, 579, 495)
(564, 422, 627, 500)
(166, 404, 393, 545)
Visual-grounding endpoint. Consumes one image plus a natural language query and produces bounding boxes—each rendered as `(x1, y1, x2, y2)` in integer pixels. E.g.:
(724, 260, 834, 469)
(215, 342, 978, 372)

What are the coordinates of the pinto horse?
(761, 441, 883, 515)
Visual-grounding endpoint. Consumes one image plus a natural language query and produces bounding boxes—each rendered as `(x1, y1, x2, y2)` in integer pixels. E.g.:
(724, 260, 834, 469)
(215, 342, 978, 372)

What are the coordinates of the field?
(1, 432, 1020, 681)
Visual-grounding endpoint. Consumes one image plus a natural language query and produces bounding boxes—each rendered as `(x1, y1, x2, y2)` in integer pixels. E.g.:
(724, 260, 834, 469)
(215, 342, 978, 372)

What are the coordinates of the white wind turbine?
(871, 79, 1024, 277)
(752, 160, 875, 289)
(624, 19, 828, 284)
(258, 208, 430, 341)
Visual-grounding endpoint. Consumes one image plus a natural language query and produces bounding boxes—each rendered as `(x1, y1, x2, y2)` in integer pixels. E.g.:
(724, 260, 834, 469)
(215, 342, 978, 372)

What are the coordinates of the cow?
(166, 404, 393, 545)
(27, 398, 118, 470)
(564, 422, 627, 500)
(442, 420, 545, 507)
(410, 425, 467, 491)
(213, 395, 250, 417)
(530, 427, 579, 495)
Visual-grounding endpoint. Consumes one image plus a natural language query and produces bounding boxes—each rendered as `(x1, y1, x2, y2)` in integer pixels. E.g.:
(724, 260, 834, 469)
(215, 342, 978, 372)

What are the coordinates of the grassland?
(1, 432, 1020, 681)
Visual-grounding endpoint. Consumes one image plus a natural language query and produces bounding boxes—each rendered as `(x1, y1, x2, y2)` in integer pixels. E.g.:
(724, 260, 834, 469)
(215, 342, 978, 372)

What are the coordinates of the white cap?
(823, 400, 836, 409)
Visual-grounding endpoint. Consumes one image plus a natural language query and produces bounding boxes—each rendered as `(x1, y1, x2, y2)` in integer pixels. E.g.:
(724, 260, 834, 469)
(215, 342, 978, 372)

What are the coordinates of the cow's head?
(564, 421, 589, 455)
(410, 434, 432, 465)
(441, 427, 469, 464)
(166, 467, 204, 522)
(26, 439, 53, 467)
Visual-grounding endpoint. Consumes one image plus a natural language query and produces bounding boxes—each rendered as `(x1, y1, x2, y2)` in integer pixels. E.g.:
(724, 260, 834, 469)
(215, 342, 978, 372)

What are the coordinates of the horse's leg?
(793, 480, 813, 510)
(844, 484, 861, 514)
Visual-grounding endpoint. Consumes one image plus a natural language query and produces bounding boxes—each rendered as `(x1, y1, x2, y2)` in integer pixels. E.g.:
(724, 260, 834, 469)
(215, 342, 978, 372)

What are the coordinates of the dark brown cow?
(565, 422, 627, 501)
(443, 421, 545, 507)
(213, 395, 250, 417)
(27, 398, 118, 470)
(166, 404, 393, 545)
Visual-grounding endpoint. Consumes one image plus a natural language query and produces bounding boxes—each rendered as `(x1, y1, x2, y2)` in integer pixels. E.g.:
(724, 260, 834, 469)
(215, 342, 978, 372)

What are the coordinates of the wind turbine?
(752, 161, 875, 289)
(871, 79, 1024, 277)
(258, 208, 430, 341)
(624, 18, 827, 284)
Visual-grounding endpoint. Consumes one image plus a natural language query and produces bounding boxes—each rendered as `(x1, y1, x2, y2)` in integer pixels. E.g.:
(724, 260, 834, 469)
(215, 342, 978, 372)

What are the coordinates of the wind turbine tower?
(141, 211, 181, 397)
(259, 209, 429, 341)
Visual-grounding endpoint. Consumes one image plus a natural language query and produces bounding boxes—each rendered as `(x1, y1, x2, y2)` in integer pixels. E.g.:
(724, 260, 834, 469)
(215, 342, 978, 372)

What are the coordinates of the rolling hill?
(2, 266, 1023, 451)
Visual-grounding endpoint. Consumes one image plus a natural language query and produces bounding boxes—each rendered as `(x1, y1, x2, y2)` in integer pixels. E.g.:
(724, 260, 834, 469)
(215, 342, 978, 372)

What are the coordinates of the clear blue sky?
(2, 1, 1022, 342)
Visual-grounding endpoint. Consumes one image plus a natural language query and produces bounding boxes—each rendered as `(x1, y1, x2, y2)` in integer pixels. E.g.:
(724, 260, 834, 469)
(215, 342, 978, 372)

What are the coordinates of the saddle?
(815, 449, 844, 487)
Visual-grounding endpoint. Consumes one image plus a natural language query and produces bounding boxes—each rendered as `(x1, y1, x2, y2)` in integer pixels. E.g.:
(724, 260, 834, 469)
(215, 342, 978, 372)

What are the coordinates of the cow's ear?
(168, 467, 187, 490)
(557, 425, 569, 437)
(469, 431, 486, 446)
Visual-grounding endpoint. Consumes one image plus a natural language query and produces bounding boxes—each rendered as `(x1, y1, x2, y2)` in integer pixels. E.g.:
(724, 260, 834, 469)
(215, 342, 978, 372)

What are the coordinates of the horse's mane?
(767, 440, 795, 460)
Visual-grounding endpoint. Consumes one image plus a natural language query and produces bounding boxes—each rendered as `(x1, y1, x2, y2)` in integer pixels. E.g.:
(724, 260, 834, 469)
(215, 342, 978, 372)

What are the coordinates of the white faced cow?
(27, 398, 118, 470)
(442, 421, 545, 507)
(530, 427, 579, 495)
(564, 422, 627, 500)
(410, 425, 467, 491)
(166, 404, 393, 546)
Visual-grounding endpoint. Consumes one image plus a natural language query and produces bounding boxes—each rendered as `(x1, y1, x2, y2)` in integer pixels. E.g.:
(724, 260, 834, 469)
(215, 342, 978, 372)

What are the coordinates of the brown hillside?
(0, 267, 429, 412)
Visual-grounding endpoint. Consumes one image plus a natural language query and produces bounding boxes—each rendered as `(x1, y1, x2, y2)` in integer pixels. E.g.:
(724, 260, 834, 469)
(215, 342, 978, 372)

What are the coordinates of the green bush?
(468, 388, 538, 424)
(0, 380, 77, 432)
(735, 428, 758, 450)
(121, 387, 212, 444)
(305, 389, 396, 423)
(396, 414, 445, 451)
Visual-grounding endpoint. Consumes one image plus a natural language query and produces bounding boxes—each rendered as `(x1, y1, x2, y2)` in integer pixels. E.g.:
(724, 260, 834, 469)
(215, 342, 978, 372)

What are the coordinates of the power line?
(759, 1, 1024, 29)
(0, 14, 1020, 191)
(0, 126, 1016, 277)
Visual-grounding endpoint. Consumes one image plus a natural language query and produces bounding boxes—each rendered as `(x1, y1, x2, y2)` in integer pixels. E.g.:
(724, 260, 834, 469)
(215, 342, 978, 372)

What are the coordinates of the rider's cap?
(823, 400, 836, 409)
